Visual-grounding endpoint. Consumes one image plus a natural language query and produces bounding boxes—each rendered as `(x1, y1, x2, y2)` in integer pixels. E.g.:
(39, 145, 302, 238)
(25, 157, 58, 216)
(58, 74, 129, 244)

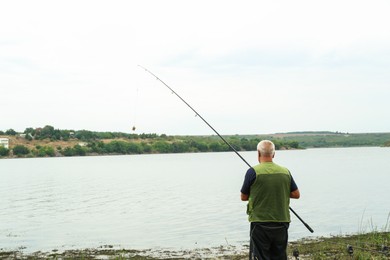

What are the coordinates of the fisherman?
(241, 140, 300, 260)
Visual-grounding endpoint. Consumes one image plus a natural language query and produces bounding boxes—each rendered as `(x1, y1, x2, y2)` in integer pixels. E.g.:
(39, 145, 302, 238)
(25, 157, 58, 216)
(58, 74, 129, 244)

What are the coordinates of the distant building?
(0, 138, 9, 149)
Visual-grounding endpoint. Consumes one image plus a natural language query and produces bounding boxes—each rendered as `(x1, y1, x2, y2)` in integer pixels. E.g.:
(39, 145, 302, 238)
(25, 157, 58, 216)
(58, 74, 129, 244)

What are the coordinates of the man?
(241, 140, 300, 260)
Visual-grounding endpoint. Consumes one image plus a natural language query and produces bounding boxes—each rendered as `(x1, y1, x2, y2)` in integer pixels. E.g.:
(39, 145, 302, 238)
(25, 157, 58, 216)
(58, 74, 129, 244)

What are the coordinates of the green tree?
(172, 141, 190, 153)
(36, 147, 46, 157)
(105, 141, 128, 154)
(62, 147, 75, 156)
(59, 130, 72, 141)
(46, 146, 56, 157)
(152, 141, 172, 153)
(73, 145, 87, 156)
(24, 127, 35, 135)
(75, 130, 97, 141)
(127, 143, 143, 154)
(36, 146, 55, 157)
(240, 138, 259, 151)
(96, 132, 115, 139)
(141, 142, 152, 153)
(209, 141, 228, 152)
(51, 129, 61, 140)
(289, 141, 300, 149)
(189, 140, 208, 152)
(87, 142, 104, 154)
(40, 125, 55, 139)
(5, 129, 17, 135)
(25, 134, 33, 141)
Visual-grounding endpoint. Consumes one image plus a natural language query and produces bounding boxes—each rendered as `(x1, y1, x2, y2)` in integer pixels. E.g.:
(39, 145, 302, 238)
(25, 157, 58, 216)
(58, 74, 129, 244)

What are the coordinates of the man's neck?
(259, 157, 273, 163)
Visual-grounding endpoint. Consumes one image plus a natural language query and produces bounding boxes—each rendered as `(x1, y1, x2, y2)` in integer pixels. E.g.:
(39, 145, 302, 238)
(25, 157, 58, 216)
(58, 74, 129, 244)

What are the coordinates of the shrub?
(13, 145, 30, 156)
(73, 145, 87, 156)
(62, 147, 75, 156)
(36, 146, 55, 157)
(0, 146, 9, 156)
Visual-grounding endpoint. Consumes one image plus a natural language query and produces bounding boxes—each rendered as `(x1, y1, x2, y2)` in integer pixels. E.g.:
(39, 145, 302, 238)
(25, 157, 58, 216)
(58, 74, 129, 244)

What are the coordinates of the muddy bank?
(0, 244, 249, 259)
(2, 232, 389, 259)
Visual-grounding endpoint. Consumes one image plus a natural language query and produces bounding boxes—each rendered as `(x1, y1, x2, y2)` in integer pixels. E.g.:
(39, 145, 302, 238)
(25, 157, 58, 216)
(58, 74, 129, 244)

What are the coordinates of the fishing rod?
(139, 65, 314, 233)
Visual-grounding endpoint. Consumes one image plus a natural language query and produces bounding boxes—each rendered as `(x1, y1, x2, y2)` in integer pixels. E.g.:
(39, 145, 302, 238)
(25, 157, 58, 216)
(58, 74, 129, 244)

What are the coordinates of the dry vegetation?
(4, 135, 80, 150)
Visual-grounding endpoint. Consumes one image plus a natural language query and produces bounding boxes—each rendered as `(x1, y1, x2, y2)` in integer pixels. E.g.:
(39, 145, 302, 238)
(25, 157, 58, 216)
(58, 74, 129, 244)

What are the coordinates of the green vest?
(247, 162, 291, 223)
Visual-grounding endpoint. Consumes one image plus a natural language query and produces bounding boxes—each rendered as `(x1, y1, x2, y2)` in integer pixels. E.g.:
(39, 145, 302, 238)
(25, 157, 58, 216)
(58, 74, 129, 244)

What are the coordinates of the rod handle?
(304, 222, 314, 233)
(289, 206, 314, 233)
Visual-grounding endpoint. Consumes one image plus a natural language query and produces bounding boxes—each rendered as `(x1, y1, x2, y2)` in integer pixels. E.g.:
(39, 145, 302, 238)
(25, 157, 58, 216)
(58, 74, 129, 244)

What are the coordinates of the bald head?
(257, 140, 275, 158)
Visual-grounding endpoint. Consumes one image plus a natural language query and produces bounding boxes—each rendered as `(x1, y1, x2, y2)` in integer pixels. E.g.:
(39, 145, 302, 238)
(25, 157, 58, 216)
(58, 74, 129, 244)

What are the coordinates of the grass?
(289, 214, 390, 259)
(288, 232, 390, 259)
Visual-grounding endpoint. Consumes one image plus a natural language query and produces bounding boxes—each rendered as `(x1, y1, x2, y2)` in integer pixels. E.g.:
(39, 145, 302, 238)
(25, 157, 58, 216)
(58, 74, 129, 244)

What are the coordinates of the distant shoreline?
(1, 128, 390, 159)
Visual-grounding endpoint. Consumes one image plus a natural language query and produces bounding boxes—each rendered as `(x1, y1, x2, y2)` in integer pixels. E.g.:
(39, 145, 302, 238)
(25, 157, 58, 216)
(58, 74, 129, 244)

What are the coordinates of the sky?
(1, 0, 389, 135)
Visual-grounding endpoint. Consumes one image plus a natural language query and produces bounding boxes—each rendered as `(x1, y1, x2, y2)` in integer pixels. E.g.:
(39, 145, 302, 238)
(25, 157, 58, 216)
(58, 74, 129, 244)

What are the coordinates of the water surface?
(0, 147, 389, 252)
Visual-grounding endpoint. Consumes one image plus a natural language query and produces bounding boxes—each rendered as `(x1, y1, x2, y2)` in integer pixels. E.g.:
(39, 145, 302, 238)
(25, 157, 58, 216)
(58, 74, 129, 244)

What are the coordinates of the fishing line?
(132, 88, 139, 131)
(139, 65, 314, 233)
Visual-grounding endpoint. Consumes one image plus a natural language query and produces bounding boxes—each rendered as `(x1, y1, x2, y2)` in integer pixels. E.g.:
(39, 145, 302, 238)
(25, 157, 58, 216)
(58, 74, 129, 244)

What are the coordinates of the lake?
(1, 147, 389, 253)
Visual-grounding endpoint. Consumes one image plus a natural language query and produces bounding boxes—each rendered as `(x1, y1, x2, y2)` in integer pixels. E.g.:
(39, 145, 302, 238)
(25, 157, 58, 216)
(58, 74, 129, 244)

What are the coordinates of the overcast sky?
(1, 0, 389, 135)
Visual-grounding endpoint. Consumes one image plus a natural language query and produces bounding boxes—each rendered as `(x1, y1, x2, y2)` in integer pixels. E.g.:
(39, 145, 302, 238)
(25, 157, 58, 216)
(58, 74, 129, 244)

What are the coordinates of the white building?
(0, 138, 9, 149)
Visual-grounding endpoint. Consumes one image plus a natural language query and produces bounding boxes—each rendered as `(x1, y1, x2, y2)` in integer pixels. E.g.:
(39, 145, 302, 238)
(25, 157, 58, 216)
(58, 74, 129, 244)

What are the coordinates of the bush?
(62, 147, 75, 156)
(36, 146, 56, 157)
(61, 145, 87, 156)
(73, 145, 87, 156)
(0, 146, 9, 156)
(13, 145, 30, 156)
(152, 141, 172, 153)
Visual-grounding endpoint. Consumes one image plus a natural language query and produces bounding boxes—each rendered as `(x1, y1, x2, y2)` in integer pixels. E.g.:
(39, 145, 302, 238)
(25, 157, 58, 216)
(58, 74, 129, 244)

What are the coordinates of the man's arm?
(290, 173, 300, 199)
(240, 168, 256, 201)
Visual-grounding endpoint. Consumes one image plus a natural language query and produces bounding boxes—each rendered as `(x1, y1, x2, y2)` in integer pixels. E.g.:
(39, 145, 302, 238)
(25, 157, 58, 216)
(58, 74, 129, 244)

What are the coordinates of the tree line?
(0, 126, 156, 141)
(278, 132, 390, 148)
(0, 125, 301, 158)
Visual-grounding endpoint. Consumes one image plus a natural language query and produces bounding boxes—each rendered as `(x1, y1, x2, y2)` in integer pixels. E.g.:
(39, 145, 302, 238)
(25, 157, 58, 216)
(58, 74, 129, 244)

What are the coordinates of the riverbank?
(0, 133, 300, 159)
(1, 232, 389, 259)
(2, 128, 390, 159)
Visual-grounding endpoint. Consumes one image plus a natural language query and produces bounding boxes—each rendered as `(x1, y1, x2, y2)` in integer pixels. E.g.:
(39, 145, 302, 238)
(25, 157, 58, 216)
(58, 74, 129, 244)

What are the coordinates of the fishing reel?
(381, 245, 389, 256)
(347, 244, 353, 256)
(293, 248, 299, 259)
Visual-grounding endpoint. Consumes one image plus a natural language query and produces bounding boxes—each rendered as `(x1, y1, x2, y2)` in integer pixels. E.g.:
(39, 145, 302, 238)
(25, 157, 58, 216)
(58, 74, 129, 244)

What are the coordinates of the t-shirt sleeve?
(290, 173, 298, 192)
(241, 167, 256, 195)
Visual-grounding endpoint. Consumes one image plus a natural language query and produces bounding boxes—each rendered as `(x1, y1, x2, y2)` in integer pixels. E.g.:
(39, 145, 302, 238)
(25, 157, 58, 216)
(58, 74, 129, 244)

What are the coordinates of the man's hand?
(241, 192, 249, 201)
(290, 189, 300, 199)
